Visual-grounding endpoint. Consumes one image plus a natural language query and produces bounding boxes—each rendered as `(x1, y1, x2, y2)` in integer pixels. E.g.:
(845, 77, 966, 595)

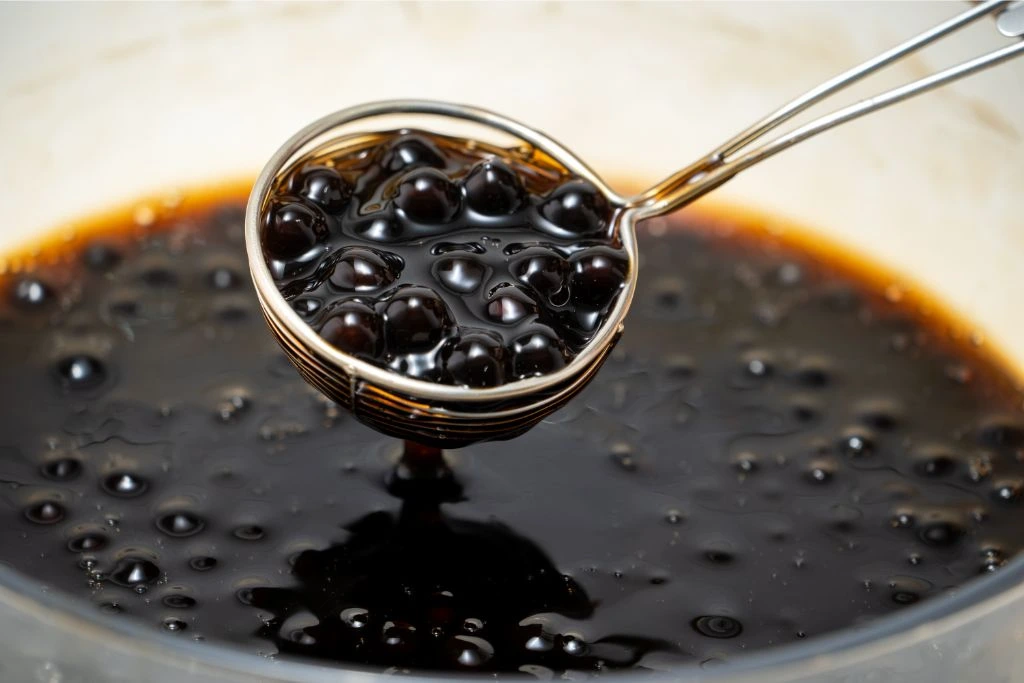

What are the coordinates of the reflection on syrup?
(247, 442, 663, 672)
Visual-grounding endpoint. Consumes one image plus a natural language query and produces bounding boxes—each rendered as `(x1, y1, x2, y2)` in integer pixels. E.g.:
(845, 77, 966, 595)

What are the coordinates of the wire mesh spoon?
(246, 0, 1024, 447)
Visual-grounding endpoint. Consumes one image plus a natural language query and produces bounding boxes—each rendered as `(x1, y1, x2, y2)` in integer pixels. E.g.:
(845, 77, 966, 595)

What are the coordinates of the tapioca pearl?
(262, 201, 330, 261)
(463, 158, 525, 216)
(395, 168, 462, 224)
(509, 331, 567, 379)
(445, 332, 507, 388)
(319, 300, 383, 359)
(538, 180, 611, 237)
(434, 257, 487, 294)
(291, 165, 352, 214)
(383, 287, 453, 353)
(512, 251, 568, 298)
(11, 277, 53, 309)
(379, 134, 446, 174)
(328, 248, 401, 292)
(55, 355, 107, 391)
(485, 285, 537, 325)
(569, 250, 628, 308)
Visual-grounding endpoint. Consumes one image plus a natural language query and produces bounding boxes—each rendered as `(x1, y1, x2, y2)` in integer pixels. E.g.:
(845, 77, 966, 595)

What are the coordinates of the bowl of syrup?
(0, 4, 1022, 683)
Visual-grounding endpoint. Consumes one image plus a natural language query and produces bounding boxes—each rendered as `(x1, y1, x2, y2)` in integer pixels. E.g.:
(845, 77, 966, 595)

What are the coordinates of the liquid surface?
(1, 189, 1024, 675)
(261, 130, 626, 387)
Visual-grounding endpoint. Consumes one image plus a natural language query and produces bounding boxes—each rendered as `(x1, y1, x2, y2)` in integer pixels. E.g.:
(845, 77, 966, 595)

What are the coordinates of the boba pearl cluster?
(260, 131, 628, 388)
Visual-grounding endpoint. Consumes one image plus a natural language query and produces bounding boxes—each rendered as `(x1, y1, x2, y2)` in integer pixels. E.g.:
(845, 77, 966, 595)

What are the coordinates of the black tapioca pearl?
(569, 249, 628, 308)
(394, 168, 462, 224)
(509, 331, 567, 379)
(382, 287, 453, 354)
(262, 201, 330, 261)
(291, 165, 352, 214)
(445, 332, 507, 388)
(319, 300, 383, 360)
(538, 180, 612, 237)
(379, 134, 447, 174)
(463, 158, 525, 216)
(512, 250, 568, 299)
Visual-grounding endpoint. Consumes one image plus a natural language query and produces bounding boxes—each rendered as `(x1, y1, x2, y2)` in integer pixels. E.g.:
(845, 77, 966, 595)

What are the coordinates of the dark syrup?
(1, 187, 1023, 674)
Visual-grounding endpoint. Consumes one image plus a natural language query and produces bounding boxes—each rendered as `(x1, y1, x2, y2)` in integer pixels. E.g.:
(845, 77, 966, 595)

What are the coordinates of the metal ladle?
(246, 0, 1023, 447)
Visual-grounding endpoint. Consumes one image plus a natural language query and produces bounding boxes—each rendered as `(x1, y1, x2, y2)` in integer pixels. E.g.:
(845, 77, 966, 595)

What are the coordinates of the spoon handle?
(629, 0, 1024, 220)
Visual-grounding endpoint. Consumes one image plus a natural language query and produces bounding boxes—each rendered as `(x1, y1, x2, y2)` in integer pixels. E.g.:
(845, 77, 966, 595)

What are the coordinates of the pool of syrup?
(1, 186, 1022, 674)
